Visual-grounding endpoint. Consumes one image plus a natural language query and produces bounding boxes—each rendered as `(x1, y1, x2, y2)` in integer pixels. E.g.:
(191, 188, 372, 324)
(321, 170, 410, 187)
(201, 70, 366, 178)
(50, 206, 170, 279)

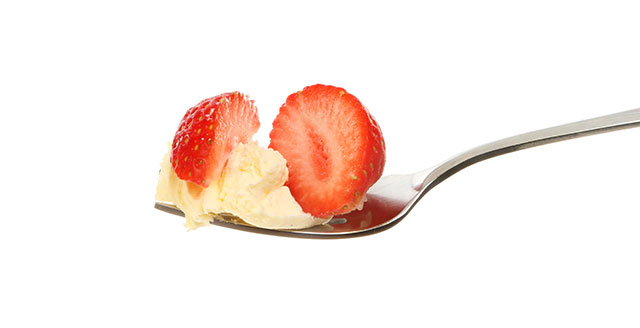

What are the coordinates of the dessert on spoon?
(156, 84, 385, 231)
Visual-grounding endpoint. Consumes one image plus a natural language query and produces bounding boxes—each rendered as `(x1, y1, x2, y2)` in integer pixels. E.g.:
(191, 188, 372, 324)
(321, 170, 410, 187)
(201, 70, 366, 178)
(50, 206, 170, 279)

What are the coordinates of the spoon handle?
(420, 108, 640, 191)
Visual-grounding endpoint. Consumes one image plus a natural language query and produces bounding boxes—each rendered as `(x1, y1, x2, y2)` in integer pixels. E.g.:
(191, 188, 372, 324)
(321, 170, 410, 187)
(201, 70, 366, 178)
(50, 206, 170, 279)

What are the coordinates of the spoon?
(155, 107, 640, 238)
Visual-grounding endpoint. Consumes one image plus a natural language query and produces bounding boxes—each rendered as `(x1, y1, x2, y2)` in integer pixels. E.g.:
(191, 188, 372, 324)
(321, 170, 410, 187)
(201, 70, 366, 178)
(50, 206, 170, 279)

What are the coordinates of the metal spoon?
(155, 107, 640, 238)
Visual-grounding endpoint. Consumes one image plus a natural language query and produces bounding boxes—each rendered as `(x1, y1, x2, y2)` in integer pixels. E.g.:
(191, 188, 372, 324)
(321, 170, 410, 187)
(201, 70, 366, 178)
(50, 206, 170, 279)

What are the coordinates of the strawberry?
(269, 84, 385, 217)
(171, 92, 259, 187)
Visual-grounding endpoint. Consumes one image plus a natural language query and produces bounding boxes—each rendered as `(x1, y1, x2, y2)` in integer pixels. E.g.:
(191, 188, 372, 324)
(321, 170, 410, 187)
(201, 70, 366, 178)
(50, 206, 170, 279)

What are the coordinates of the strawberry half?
(171, 92, 259, 187)
(269, 84, 385, 217)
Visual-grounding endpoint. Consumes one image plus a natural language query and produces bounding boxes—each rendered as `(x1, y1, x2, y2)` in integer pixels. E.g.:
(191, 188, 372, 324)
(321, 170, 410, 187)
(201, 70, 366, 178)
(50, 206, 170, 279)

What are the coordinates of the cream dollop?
(156, 142, 330, 230)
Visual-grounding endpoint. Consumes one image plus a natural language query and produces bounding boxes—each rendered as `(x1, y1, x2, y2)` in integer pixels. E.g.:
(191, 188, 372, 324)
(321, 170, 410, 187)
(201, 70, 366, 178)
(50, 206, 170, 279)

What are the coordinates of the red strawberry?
(171, 92, 259, 187)
(269, 84, 385, 217)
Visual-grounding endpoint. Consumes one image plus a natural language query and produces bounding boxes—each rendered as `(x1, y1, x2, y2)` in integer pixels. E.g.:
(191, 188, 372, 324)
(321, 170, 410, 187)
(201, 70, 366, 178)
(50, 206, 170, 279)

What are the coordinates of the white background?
(1, 0, 639, 327)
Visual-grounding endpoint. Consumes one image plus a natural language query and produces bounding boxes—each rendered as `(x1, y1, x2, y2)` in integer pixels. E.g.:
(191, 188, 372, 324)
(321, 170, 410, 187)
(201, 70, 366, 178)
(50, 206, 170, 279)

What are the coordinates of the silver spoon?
(155, 107, 640, 238)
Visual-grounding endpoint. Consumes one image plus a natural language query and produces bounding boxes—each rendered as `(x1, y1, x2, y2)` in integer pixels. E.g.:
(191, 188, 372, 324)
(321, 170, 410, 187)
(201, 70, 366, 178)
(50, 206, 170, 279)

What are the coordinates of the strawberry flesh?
(269, 84, 385, 217)
(171, 92, 259, 187)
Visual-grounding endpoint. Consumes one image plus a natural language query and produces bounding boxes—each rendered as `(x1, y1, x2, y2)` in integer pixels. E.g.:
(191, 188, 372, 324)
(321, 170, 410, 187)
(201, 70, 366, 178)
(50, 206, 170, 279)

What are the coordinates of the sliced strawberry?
(171, 92, 259, 187)
(269, 84, 385, 217)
